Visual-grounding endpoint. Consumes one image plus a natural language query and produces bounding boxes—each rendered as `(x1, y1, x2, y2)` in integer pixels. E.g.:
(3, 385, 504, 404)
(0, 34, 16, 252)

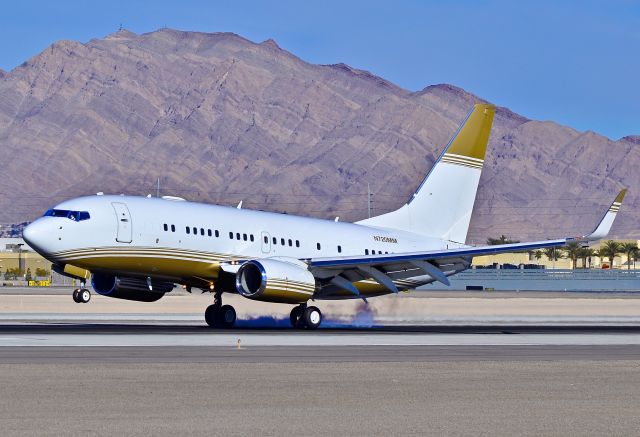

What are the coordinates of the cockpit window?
(43, 209, 91, 221)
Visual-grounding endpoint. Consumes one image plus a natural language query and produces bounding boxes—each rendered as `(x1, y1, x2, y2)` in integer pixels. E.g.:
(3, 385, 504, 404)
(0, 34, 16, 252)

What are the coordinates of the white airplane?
(23, 104, 626, 329)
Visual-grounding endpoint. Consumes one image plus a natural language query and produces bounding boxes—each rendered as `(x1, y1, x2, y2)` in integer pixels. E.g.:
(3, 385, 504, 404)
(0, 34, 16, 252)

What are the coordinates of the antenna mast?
(156, 177, 160, 198)
(367, 183, 374, 218)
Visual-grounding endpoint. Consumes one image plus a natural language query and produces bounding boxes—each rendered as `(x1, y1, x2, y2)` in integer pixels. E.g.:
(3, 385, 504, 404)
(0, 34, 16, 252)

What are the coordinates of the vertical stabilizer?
(357, 104, 495, 243)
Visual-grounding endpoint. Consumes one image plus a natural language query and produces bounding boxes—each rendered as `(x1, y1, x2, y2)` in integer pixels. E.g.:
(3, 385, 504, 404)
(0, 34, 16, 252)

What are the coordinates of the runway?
(2, 294, 640, 435)
(2, 322, 640, 360)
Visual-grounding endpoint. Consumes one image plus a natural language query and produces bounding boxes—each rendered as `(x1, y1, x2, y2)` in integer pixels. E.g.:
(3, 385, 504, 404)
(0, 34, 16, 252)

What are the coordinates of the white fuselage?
(24, 194, 468, 295)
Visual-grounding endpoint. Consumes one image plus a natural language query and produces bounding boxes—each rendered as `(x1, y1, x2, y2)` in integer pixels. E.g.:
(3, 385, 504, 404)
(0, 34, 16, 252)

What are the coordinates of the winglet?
(583, 188, 627, 241)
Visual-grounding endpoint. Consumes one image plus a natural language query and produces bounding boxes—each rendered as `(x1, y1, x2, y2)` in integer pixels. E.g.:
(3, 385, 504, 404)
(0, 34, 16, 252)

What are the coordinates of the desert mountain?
(0, 28, 636, 242)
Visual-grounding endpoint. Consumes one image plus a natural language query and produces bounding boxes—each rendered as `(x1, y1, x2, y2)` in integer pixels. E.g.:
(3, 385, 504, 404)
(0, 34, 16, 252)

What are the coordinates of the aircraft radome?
(23, 104, 626, 329)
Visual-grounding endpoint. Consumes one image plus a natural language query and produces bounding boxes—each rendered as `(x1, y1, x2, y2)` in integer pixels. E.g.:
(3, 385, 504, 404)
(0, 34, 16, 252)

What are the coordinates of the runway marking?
(1, 332, 640, 347)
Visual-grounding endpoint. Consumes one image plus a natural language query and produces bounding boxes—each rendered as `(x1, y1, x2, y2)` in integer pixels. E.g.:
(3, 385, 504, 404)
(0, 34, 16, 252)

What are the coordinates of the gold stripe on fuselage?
(61, 254, 221, 281)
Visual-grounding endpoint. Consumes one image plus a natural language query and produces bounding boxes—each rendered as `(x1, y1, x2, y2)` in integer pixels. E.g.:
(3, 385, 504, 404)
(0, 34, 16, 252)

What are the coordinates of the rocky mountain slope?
(0, 29, 636, 242)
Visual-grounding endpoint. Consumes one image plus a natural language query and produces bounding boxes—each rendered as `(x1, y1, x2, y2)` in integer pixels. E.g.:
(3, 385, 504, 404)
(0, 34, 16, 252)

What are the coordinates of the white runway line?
(2, 333, 640, 347)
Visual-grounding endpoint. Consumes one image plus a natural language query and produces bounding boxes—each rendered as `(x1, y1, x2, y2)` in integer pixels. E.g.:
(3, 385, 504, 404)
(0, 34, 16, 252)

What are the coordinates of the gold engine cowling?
(235, 258, 316, 304)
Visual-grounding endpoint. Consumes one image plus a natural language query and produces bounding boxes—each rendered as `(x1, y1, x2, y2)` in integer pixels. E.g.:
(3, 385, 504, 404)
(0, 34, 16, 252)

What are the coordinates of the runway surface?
(2, 322, 640, 360)
(3, 294, 640, 435)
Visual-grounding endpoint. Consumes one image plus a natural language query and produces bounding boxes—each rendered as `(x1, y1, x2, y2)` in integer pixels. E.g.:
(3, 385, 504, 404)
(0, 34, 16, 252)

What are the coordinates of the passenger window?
(273, 237, 277, 245)
(243, 234, 247, 241)
(171, 225, 175, 232)
(236, 233, 241, 240)
(264, 236, 268, 244)
(295, 240, 300, 248)
(250, 235, 254, 242)
(317, 243, 321, 250)
(186, 227, 190, 234)
(288, 239, 292, 247)
(215, 230, 219, 237)
(338, 245, 342, 253)
(229, 232, 233, 239)
(365, 249, 369, 255)
(193, 227, 197, 235)
(281, 238, 285, 246)
(163, 224, 168, 231)
(200, 228, 205, 236)
(207, 229, 212, 237)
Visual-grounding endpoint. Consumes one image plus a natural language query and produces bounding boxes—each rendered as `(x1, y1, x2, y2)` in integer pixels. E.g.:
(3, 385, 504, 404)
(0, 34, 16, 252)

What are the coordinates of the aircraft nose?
(23, 219, 52, 255)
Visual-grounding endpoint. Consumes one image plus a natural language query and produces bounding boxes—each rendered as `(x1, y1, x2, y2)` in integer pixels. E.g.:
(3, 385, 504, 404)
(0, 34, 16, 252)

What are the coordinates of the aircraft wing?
(308, 189, 626, 295)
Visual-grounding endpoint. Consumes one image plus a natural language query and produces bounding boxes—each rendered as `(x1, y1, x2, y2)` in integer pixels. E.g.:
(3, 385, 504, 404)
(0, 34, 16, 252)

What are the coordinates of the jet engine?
(91, 273, 174, 302)
(235, 258, 316, 304)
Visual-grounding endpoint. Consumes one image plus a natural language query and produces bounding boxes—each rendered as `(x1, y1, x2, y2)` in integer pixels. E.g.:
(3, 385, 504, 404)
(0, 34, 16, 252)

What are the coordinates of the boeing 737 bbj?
(23, 104, 626, 329)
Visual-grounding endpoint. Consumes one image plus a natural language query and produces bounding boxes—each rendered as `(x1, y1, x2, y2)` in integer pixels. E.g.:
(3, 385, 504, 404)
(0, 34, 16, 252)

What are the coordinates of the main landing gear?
(290, 304, 322, 330)
(72, 287, 91, 303)
(205, 291, 237, 329)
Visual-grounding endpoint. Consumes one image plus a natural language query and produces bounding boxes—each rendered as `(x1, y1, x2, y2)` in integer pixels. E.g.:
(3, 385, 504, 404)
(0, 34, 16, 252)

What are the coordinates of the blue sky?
(1, 0, 637, 139)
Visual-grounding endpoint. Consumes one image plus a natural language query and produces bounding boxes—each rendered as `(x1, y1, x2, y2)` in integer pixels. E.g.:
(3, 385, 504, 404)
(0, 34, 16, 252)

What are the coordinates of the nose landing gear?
(72, 288, 91, 303)
(204, 291, 236, 328)
(290, 304, 322, 329)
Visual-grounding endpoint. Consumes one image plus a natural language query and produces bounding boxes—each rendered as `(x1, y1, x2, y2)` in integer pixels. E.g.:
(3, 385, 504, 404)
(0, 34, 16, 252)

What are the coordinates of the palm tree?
(542, 247, 564, 268)
(620, 242, 639, 270)
(534, 250, 543, 264)
(578, 247, 596, 269)
(564, 242, 582, 269)
(487, 235, 520, 245)
(599, 240, 622, 268)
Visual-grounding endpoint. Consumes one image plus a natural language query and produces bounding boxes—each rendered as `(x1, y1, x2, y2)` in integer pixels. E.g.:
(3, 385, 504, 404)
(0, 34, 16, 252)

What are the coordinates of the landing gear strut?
(204, 291, 236, 328)
(72, 286, 91, 303)
(290, 304, 322, 330)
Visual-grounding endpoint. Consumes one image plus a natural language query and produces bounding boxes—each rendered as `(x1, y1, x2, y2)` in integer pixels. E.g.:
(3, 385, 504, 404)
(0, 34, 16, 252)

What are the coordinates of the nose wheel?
(204, 292, 236, 328)
(72, 288, 91, 303)
(290, 304, 322, 329)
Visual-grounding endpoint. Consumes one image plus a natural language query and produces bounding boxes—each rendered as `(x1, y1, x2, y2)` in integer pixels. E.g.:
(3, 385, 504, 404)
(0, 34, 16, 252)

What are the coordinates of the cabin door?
(112, 202, 132, 243)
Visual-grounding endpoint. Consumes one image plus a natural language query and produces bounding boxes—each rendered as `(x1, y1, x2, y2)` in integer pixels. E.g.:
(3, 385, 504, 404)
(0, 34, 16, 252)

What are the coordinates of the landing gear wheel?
(204, 302, 237, 329)
(79, 288, 91, 303)
(302, 306, 322, 330)
(218, 305, 236, 329)
(290, 306, 303, 328)
(72, 289, 81, 303)
(205, 304, 217, 327)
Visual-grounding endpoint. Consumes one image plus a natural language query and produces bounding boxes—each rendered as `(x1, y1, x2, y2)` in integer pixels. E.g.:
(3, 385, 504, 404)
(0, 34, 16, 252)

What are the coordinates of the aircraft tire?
(79, 289, 91, 303)
(218, 305, 236, 329)
(204, 304, 217, 327)
(290, 306, 303, 328)
(302, 306, 322, 330)
(72, 289, 81, 303)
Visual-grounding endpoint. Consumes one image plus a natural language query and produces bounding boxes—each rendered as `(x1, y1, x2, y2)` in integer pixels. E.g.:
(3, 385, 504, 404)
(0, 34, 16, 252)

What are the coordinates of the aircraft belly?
(50, 247, 225, 281)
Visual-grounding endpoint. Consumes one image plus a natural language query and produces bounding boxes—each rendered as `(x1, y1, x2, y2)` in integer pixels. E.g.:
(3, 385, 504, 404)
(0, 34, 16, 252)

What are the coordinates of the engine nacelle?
(235, 258, 316, 304)
(91, 273, 174, 302)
